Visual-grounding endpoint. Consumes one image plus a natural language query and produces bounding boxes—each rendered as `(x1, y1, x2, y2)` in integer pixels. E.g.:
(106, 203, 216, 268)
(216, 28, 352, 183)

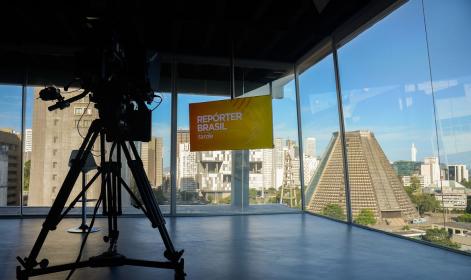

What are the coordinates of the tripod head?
(38, 14, 159, 142)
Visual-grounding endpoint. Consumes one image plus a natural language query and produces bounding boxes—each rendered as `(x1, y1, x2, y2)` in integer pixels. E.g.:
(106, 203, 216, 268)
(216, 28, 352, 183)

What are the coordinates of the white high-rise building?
(273, 138, 285, 189)
(177, 143, 198, 192)
(305, 137, 316, 158)
(411, 143, 417, 162)
(421, 156, 440, 187)
(198, 150, 232, 191)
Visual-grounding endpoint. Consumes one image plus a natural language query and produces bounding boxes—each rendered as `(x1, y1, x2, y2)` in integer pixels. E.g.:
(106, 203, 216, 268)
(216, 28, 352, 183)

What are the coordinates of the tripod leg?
(120, 142, 183, 263)
(18, 121, 102, 277)
(99, 134, 120, 250)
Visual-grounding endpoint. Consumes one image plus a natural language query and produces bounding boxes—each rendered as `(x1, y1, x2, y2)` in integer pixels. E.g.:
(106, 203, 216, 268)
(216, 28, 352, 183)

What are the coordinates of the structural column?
(332, 38, 353, 223)
(294, 65, 306, 211)
(170, 59, 178, 215)
(231, 150, 249, 209)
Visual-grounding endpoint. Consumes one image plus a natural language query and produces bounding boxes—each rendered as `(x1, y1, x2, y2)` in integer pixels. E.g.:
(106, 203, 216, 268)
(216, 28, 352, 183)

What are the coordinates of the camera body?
(39, 25, 159, 143)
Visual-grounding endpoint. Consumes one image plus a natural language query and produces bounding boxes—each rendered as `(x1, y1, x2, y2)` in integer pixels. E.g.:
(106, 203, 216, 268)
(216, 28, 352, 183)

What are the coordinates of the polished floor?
(0, 204, 300, 216)
(1, 213, 470, 279)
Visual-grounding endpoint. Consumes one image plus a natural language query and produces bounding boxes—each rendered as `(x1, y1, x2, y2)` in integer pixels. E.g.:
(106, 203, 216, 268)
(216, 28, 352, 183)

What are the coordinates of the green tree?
(354, 209, 377, 226)
(23, 160, 31, 191)
(455, 213, 471, 223)
(422, 228, 460, 249)
(404, 175, 420, 199)
(220, 195, 231, 204)
(249, 188, 258, 198)
(460, 179, 471, 189)
(152, 187, 166, 204)
(321, 204, 346, 220)
(413, 194, 441, 215)
(179, 191, 197, 201)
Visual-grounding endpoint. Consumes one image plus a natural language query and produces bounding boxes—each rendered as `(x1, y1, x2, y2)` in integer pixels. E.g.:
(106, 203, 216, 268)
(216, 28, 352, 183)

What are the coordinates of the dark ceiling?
(0, 0, 399, 91)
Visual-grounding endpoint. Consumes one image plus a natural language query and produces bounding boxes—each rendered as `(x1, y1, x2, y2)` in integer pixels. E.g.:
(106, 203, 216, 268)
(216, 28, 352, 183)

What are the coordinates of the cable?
(151, 94, 163, 111)
(421, 0, 446, 226)
(64, 88, 83, 94)
(75, 101, 101, 157)
(65, 192, 103, 280)
(76, 101, 91, 139)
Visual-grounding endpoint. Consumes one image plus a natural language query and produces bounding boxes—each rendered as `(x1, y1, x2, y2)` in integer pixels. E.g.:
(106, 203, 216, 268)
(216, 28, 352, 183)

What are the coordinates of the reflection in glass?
(334, 0, 471, 251)
(423, 0, 471, 252)
(176, 94, 232, 206)
(246, 74, 301, 208)
(299, 54, 348, 220)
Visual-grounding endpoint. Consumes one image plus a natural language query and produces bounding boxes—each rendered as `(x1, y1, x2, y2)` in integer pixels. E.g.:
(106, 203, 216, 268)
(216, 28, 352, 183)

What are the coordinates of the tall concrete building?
(28, 88, 102, 206)
(305, 137, 316, 158)
(177, 130, 190, 154)
(141, 137, 164, 188)
(178, 142, 198, 192)
(0, 148, 7, 206)
(249, 149, 273, 190)
(0, 129, 21, 206)
(261, 149, 274, 190)
(273, 138, 286, 189)
(307, 131, 418, 222)
(176, 130, 197, 193)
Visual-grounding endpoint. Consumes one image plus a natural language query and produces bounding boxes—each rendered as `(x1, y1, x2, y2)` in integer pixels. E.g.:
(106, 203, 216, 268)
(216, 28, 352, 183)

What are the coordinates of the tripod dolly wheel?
(175, 269, 186, 280)
(174, 258, 186, 280)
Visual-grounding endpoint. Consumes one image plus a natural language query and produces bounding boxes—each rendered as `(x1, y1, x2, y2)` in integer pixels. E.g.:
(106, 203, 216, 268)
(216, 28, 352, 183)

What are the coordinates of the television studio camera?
(15, 21, 185, 280)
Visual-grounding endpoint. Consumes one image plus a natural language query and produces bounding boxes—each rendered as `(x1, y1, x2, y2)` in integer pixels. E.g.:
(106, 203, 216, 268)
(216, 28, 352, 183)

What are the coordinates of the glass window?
(177, 93, 231, 208)
(0, 84, 22, 214)
(175, 62, 300, 213)
(245, 73, 301, 210)
(137, 92, 171, 214)
(24, 87, 101, 215)
(423, 0, 471, 252)
(175, 63, 233, 212)
(335, 0, 464, 250)
(299, 53, 348, 221)
(74, 107, 83, 115)
(24, 61, 170, 214)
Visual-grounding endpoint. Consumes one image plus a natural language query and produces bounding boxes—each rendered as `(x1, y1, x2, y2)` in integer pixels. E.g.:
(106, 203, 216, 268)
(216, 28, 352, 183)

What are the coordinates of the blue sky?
(299, 0, 471, 166)
(1, 0, 470, 168)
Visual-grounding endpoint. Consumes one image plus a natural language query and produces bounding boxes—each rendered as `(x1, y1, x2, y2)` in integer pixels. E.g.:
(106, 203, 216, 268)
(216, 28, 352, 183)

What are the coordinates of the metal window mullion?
(20, 76, 27, 216)
(170, 58, 177, 216)
(332, 38, 352, 223)
(294, 64, 306, 211)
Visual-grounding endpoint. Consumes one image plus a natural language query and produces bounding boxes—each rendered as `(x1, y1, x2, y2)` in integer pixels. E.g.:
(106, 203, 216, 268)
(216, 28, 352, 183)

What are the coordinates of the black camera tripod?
(16, 119, 185, 279)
